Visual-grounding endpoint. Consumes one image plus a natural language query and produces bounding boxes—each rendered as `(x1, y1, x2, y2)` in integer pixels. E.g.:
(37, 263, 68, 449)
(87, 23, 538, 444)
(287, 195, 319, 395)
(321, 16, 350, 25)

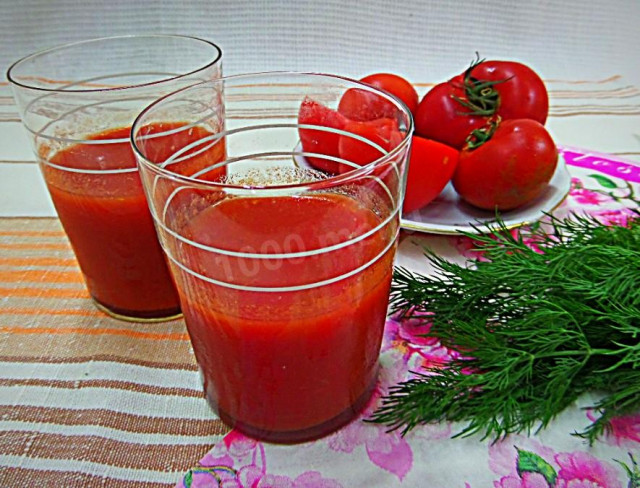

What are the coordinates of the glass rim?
(131, 71, 414, 192)
(6, 34, 223, 94)
(38, 158, 139, 175)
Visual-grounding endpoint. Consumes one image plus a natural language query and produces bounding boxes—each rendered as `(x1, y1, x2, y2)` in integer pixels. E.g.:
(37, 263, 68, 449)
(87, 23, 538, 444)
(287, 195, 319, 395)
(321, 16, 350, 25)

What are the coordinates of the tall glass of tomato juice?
(7, 35, 223, 321)
(132, 73, 414, 442)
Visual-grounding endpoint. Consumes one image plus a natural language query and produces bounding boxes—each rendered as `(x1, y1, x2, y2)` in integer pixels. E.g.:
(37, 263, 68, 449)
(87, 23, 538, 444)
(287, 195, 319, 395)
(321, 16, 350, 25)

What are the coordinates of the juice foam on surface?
(221, 165, 328, 187)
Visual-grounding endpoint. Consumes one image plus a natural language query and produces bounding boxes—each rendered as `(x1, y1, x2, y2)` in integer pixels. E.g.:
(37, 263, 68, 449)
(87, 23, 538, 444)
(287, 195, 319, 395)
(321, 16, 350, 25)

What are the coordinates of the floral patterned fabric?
(177, 148, 640, 488)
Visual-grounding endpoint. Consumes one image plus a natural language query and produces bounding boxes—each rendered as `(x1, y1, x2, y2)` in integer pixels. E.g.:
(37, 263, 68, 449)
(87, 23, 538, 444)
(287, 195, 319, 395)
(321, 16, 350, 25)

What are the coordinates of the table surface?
(0, 74, 639, 487)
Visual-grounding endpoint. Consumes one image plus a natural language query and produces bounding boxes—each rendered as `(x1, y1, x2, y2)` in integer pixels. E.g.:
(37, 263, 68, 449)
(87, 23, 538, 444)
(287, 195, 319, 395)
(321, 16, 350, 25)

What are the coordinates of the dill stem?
(531, 348, 615, 361)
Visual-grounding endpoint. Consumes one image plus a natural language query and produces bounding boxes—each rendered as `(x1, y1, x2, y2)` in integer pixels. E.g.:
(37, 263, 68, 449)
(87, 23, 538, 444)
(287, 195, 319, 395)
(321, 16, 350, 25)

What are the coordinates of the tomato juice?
(172, 192, 396, 442)
(43, 124, 225, 319)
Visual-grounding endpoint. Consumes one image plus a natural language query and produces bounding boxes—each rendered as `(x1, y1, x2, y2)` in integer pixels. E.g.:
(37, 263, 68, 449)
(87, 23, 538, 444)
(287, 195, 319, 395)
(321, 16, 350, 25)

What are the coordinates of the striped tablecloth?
(0, 218, 229, 486)
(0, 73, 639, 486)
(3, 153, 640, 487)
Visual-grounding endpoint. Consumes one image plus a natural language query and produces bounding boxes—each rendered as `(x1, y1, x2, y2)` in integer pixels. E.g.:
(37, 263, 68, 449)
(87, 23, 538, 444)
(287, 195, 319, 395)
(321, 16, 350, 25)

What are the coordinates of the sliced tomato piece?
(338, 73, 419, 121)
(402, 136, 459, 214)
(337, 118, 403, 170)
(298, 97, 348, 174)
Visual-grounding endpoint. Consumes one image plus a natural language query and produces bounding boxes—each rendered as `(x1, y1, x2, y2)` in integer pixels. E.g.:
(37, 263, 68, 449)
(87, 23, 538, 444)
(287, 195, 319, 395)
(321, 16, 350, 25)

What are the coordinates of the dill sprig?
(371, 211, 640, 444)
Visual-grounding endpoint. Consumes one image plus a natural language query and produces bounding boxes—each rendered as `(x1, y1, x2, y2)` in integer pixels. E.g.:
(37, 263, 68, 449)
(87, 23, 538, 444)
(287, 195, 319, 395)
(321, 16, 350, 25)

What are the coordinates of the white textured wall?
(1, 0, 639, 82)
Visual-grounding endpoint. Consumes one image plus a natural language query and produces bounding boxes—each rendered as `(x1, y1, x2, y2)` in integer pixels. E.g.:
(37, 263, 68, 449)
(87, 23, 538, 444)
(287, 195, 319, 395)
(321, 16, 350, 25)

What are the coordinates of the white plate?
(401, 155, 572, 235)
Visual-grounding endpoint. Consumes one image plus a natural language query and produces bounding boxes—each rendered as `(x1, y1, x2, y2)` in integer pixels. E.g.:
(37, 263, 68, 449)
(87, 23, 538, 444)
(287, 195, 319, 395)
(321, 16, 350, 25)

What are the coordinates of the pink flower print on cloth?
(383, 316, 458, 368)
(554, 452, 623, 488)
(325, 352, 414, 481)
(489, 439, 625, 488)
(184, 430, 343, 488)
(589, 207, 638, 227)
(568, 177, 613, 207)
(320, 316, 460, 482)
(586, 411, 640, 447)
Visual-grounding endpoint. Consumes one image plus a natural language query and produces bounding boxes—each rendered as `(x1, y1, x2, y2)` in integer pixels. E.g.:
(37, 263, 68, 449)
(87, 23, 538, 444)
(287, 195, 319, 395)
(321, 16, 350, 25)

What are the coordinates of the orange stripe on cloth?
(0, 230, 65, 237)
(0, 405, 225, 436)
(0, 468, 173, 488)
(0, 257, 77, 267)
(0, 308, 99, 317)
(0, 287, 88, 299)
(0, 269, 82, 283)
(1, 430, 212, 471)
(0, 354, 198, 371)
(2, 429, 213, 474)
(0, 378, 202, 398)
(0, 242, 71, 251)
(0, 325, 189, 341)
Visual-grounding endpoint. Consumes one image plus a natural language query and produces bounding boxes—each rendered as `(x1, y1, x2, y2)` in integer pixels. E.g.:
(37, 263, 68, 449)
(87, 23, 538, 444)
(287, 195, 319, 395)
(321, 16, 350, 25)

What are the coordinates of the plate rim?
(400, 155, 572, 235)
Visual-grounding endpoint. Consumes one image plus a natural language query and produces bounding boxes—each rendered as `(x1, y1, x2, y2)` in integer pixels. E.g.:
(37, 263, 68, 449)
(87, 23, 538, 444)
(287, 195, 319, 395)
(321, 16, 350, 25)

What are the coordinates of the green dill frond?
(373, 212, 640, 444)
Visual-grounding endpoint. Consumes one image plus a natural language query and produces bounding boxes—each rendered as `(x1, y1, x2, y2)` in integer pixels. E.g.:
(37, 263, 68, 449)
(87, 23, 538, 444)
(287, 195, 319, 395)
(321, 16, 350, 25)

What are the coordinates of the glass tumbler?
(7, 35, 223, 321)
(132, 72, 413, 442)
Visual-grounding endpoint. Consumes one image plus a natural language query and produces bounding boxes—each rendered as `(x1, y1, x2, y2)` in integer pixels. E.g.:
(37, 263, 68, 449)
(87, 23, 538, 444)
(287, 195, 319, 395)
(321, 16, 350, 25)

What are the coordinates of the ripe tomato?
(453, 119, 558, 211)
(415, 59, 549, 149)
(298, 97, 348, 173)
(337, 117, 403, 169)
(470, 60, 548, 124)
(414, 78, 488, 150)
(403, 136, 459, 214)
(338, 73, 419, 121)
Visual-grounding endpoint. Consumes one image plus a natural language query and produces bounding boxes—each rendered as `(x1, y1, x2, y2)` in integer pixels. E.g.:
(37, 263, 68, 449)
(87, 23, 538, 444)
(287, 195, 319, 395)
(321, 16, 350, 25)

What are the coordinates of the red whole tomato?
(415, 58, 549, 149)
(338, 73, 419, 121)
(298, 97, 348, 173)
(414, 78, 489, 150)
(337, 118, 403, 170)
(453, 119, 558, 211)
(470, 60, 548, 124)
(403, 136, 459, 214)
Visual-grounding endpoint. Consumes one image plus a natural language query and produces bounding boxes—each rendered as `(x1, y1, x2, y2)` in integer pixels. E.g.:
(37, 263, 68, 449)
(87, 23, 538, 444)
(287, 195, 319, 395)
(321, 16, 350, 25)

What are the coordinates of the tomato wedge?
(403, 136, 459, 214)
(338, 73, 419, 121)
(337, 118, 403, 169)
(298, 97, 348, 173)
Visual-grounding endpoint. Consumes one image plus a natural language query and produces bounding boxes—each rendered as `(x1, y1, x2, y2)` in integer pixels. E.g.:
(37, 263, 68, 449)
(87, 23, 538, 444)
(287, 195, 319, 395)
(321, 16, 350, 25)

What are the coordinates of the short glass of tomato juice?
(132, 72, 414, 442)
(7, 35, 223, 321)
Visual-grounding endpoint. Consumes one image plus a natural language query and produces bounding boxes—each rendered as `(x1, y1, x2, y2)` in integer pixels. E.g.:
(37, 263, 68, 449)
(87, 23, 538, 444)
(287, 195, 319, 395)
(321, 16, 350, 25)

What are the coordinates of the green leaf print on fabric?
(590, 173, 619, 189)
(516, 448, 557, 486)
